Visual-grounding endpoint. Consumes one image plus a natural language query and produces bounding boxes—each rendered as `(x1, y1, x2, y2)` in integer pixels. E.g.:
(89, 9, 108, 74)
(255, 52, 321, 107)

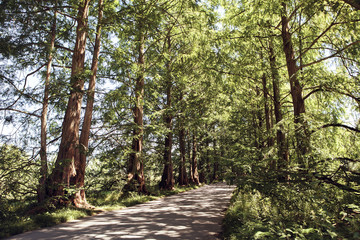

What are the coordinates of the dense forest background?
(0, 0, 360, 239)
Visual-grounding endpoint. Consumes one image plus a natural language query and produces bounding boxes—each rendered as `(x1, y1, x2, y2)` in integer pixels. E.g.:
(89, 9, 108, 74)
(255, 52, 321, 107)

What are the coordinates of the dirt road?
(8, 183, 235, 240)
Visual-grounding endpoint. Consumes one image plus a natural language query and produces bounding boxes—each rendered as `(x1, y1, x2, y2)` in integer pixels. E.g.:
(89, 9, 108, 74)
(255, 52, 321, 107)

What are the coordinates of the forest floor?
(7, 183, 235, 240)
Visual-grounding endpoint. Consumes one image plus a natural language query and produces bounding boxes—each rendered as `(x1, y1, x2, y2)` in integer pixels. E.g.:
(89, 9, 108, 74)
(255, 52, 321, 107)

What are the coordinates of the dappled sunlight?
(8, 183, 235, 240)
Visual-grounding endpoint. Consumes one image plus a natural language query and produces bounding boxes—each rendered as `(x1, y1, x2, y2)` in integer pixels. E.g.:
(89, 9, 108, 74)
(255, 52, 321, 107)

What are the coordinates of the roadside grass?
(0, 184, 200, 239)
(0, 205, 94, 239)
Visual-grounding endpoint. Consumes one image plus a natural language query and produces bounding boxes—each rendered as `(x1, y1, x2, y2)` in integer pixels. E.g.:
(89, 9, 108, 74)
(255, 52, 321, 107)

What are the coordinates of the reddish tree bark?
(72, 0, 103, 208)
(47, 0, 90, 202)
(281, 3, 308, 166)
(123, 23, 147, 194)
(187, 130, 194, 183)
(178, 126, 189, 185)
(177, 91, 189, 186)
(159, 123, 174, 189)
(159, 31, 175, 190)
(281, 7, 305, 123)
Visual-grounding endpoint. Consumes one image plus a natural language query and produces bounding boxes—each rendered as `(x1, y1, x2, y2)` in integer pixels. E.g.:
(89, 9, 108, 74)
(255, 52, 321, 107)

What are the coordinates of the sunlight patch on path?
(8, 183, 235, 240)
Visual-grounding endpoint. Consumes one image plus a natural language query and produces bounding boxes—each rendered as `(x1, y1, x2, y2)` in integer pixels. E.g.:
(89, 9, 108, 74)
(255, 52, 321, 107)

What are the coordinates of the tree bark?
(159, 32, 175, 190)
(178, 124, 189, 185)
(187, 130, 194, 183)
(38, 0, 57, 203)
(281, 3, 308, 167)
(191, 133, 200, 185)
(269, 38, 289, 171)
(72, 0, 103, 208)
(177, 92, 188, 186)
(212, 139, 219, 182)
(123, 22, 147, 194)
(261, 74, 273, 148)
(47, 0, 90, 203)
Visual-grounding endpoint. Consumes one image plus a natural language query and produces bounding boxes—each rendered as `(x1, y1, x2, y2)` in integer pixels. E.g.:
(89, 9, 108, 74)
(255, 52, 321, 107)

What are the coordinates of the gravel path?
(8, 183, 235, 240)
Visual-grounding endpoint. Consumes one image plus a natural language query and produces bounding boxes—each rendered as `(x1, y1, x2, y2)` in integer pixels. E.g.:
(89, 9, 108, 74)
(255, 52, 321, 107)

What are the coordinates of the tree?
(73, 0, 104, 207)
(38, 0, 58, 203)
(177, 102, 189, 185)
(47, 0, 91, 204)
(268, 37, 289, 172)
(159, 31, 175, 190)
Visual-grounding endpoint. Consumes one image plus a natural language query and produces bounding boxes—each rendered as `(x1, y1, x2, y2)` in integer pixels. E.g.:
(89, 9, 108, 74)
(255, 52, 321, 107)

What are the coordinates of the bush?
(223, 175, 360, 240)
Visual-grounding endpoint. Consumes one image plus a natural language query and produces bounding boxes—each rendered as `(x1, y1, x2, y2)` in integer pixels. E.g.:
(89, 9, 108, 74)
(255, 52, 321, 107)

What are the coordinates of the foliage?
(0, 203, 95, 239)
(223, 174, 360, 240)
(0, 144, 38, 201)
(0, 0, 359, 238)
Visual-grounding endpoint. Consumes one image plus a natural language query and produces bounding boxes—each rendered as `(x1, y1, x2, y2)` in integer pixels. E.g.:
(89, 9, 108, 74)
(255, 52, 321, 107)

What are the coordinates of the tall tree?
(38, 0, 58, 203)
(47, 0, 91, 202)
(159, 31, 175, 190)
(268, 38, 289, 172)
(280, 2, 308, 166)
(191, 133, 200, 185)
(73, 0, 104, 207)
(123, 15, 147, 194)
(177, 92, 189, 185)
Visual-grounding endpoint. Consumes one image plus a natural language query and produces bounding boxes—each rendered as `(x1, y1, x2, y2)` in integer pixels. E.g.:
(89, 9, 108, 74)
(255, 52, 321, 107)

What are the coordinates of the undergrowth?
(223, 175, 360, 240)
(0, 184, 199, 239)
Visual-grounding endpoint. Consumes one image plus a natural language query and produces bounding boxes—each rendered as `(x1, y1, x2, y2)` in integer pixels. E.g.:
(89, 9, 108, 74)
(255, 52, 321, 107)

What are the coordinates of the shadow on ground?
(8, 183, 235, 240)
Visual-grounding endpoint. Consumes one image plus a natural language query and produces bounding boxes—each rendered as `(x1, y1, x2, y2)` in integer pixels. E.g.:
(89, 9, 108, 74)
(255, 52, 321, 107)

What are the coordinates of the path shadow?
(8, 183, 235, 240)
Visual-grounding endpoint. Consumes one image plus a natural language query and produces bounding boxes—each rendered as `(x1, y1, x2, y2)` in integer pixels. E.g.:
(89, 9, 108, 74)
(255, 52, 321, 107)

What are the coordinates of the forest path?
(9, 183, 235, 240)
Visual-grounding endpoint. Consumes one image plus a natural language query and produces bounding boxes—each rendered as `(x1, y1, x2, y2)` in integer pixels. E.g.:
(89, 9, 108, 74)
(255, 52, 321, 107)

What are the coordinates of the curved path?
(9, 183, 235, 240)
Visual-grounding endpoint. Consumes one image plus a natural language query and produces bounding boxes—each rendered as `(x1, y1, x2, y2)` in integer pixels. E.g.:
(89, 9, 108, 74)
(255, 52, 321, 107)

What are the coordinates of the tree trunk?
(281, 3, 309, 166)
(72, 0, 103, 208)
(204, 136, 211, 184)
(212, 139, 219, 182)
(198, 142, 206, 184)
(262, 73, 276, 170)
(159, 32, 174, 190)
(269, 38, 289, 171)
(254, 86, 263, 158)
(191, 133, 200, 185)
(262, 74, 273, 148)
(159, 126, 174, 189)
(178, 125, 188, 185)
(47, 0, 90, 203)
(38, 0, 57, 203)
(187, 130, 194, 183)
(123, 22, 147, 194)
(177, 91, 188, 185)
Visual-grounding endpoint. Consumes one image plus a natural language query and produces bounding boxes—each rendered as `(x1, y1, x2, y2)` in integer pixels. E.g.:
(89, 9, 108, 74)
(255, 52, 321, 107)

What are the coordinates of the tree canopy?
(0, 0, 360, 238)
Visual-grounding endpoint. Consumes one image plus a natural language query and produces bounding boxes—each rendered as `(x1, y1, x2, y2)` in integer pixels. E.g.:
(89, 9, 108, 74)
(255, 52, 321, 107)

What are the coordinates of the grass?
(0, 184, 200, 239)
(86, 184, 200, 211)
(0, 206, 94, 239)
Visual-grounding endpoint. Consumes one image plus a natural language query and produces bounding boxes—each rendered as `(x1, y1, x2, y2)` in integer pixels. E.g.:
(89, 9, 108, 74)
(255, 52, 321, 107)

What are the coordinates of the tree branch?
(334, 157, 360, 163)
(303, 88, 323, 100)
(0, 107, 40, 118)
(321, 123, 360, 133)
(55, 44, 73, 52)
(314, 173, 360, 193)
(299, 40, 360, 70)
(343, 0, 360, 10)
